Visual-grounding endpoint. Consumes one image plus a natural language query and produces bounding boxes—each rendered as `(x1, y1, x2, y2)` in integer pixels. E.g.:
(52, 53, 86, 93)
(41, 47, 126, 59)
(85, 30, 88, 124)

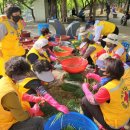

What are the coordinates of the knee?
(32, 116, 45, 127)
(81, 96, 90, 107)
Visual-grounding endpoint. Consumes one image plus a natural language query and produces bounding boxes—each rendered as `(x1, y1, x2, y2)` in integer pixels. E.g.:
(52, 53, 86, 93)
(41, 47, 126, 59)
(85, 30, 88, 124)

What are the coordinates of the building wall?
(33, 0, 49, 22)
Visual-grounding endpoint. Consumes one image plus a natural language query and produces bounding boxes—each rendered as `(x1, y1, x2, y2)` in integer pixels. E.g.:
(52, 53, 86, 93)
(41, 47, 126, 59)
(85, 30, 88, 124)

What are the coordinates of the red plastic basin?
(20, 38, 33, 45)
(60, 56, 88, 73)
(54, 46, 73, 57)
(55, 35, 70, 42)
(21, 31, 30, 38)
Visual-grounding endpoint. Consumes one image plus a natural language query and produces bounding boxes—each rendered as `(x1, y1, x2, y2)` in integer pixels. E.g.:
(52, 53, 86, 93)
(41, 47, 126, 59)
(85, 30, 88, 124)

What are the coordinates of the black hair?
(6, 6, 21, 19)
(105, 57, 124, 80)
(33, 60, 52, 73)
(41, 28, 49, 36)
(5, 57, 31, 78)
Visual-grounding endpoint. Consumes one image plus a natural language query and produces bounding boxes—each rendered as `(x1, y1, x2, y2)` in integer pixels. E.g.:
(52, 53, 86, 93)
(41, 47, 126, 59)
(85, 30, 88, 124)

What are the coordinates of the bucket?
(44, 112, 98, 130)
(38, 23, 49, 35)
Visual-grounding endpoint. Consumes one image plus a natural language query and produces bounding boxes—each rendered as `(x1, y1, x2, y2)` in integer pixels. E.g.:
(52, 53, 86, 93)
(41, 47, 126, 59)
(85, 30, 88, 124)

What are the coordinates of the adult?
(105, 2, 111, 21)
(0, 57, 44, 130)
(26, 38, 51, 65)
(0, 6, 25, 77)
(93, 20, 119, 47)
(81, 58, 130, 130)
(72, 8, 76, 16)
(103, 34, 126, 62)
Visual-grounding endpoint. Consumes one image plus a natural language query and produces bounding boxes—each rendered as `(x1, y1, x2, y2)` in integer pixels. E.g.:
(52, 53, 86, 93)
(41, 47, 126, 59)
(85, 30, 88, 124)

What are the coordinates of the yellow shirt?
(100, 79, 130, 129)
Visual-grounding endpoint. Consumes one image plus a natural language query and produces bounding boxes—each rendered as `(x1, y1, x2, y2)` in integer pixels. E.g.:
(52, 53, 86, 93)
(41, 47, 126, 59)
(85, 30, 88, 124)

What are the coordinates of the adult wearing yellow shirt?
(93, 20, 119, 47)
(0, 6, 25, 77)
(0, 57, 45, 130)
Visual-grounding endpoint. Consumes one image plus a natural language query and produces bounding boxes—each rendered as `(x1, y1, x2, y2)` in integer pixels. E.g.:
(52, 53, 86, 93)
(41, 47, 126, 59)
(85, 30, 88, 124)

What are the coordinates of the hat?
(96, 53, 110, 68)
(96, 60, 105, 69)
(35, 70, 54, 82)
(103, 34, 118, 45)
(33, 38, 48, 50)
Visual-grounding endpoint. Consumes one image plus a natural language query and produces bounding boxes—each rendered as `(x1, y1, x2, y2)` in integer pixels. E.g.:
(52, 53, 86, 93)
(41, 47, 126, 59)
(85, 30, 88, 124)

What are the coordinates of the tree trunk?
(61, 0, 67, 22)
(100, 2, 104, 14)
(127, 0, 130, 13)
(92, 0, 97, 18)
(81, 0, 85, 8)
(73, 0, 78, 15)
(50, 0, 57, 18)
(21, 2, 35, 21)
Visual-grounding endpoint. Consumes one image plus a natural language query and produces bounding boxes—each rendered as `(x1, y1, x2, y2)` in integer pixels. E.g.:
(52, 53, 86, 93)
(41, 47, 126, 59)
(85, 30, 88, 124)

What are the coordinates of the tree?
(0, 0, 36, 21)
(61, 0, 67, 22)
(73, 0, 78, 15)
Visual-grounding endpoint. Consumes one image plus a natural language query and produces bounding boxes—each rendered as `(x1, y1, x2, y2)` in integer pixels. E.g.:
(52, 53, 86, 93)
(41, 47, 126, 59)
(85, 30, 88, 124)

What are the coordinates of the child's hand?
(28, 103, 44, 116)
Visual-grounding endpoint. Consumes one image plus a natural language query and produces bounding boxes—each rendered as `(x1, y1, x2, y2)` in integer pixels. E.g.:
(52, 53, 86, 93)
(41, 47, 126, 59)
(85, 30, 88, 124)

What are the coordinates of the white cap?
(35, 70, 54, 82)
(33, 38, 48, 50)
(103, 34, 118, 45)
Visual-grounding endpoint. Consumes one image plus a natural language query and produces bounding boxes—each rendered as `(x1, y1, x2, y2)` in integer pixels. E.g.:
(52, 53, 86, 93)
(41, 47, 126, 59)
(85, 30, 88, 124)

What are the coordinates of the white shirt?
(93, 25, 103, 42)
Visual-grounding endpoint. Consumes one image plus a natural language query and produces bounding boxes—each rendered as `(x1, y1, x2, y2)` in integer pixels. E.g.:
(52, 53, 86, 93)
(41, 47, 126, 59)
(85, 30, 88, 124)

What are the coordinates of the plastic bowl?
(44, 112, 98, 130)
(60, 56, 88, 73)
(21, 31, 30, 38)
(48, 41, 59, 46)
(61, 35, 70, 41)
(55, 35, 70, 42)
(54, 46, 73, 57)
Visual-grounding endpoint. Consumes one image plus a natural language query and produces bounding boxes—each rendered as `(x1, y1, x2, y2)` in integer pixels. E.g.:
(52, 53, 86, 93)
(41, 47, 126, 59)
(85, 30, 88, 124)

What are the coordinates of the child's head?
(41, 28, 49, 36)
(97, 57, 124, 80)
(32, 60, 54, 82)
(5, 57, 31, 79)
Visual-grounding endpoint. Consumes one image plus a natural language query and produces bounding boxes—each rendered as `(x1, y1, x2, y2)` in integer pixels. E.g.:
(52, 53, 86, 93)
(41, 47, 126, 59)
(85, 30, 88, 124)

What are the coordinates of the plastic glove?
(22, 93, 43, 103)
(42, 93, 69, 114)
(86, 73, 101, 82)
(82, 83, 95, 104)
(92, 84, 98, 91)
(50, 55, 57, 61)
(57, 105, 69, 114)
(28, 103, 44, 116)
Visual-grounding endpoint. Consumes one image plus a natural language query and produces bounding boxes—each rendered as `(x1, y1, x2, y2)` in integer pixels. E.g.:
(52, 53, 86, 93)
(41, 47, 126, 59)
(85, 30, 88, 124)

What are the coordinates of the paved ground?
(25, 12, 130, 43)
